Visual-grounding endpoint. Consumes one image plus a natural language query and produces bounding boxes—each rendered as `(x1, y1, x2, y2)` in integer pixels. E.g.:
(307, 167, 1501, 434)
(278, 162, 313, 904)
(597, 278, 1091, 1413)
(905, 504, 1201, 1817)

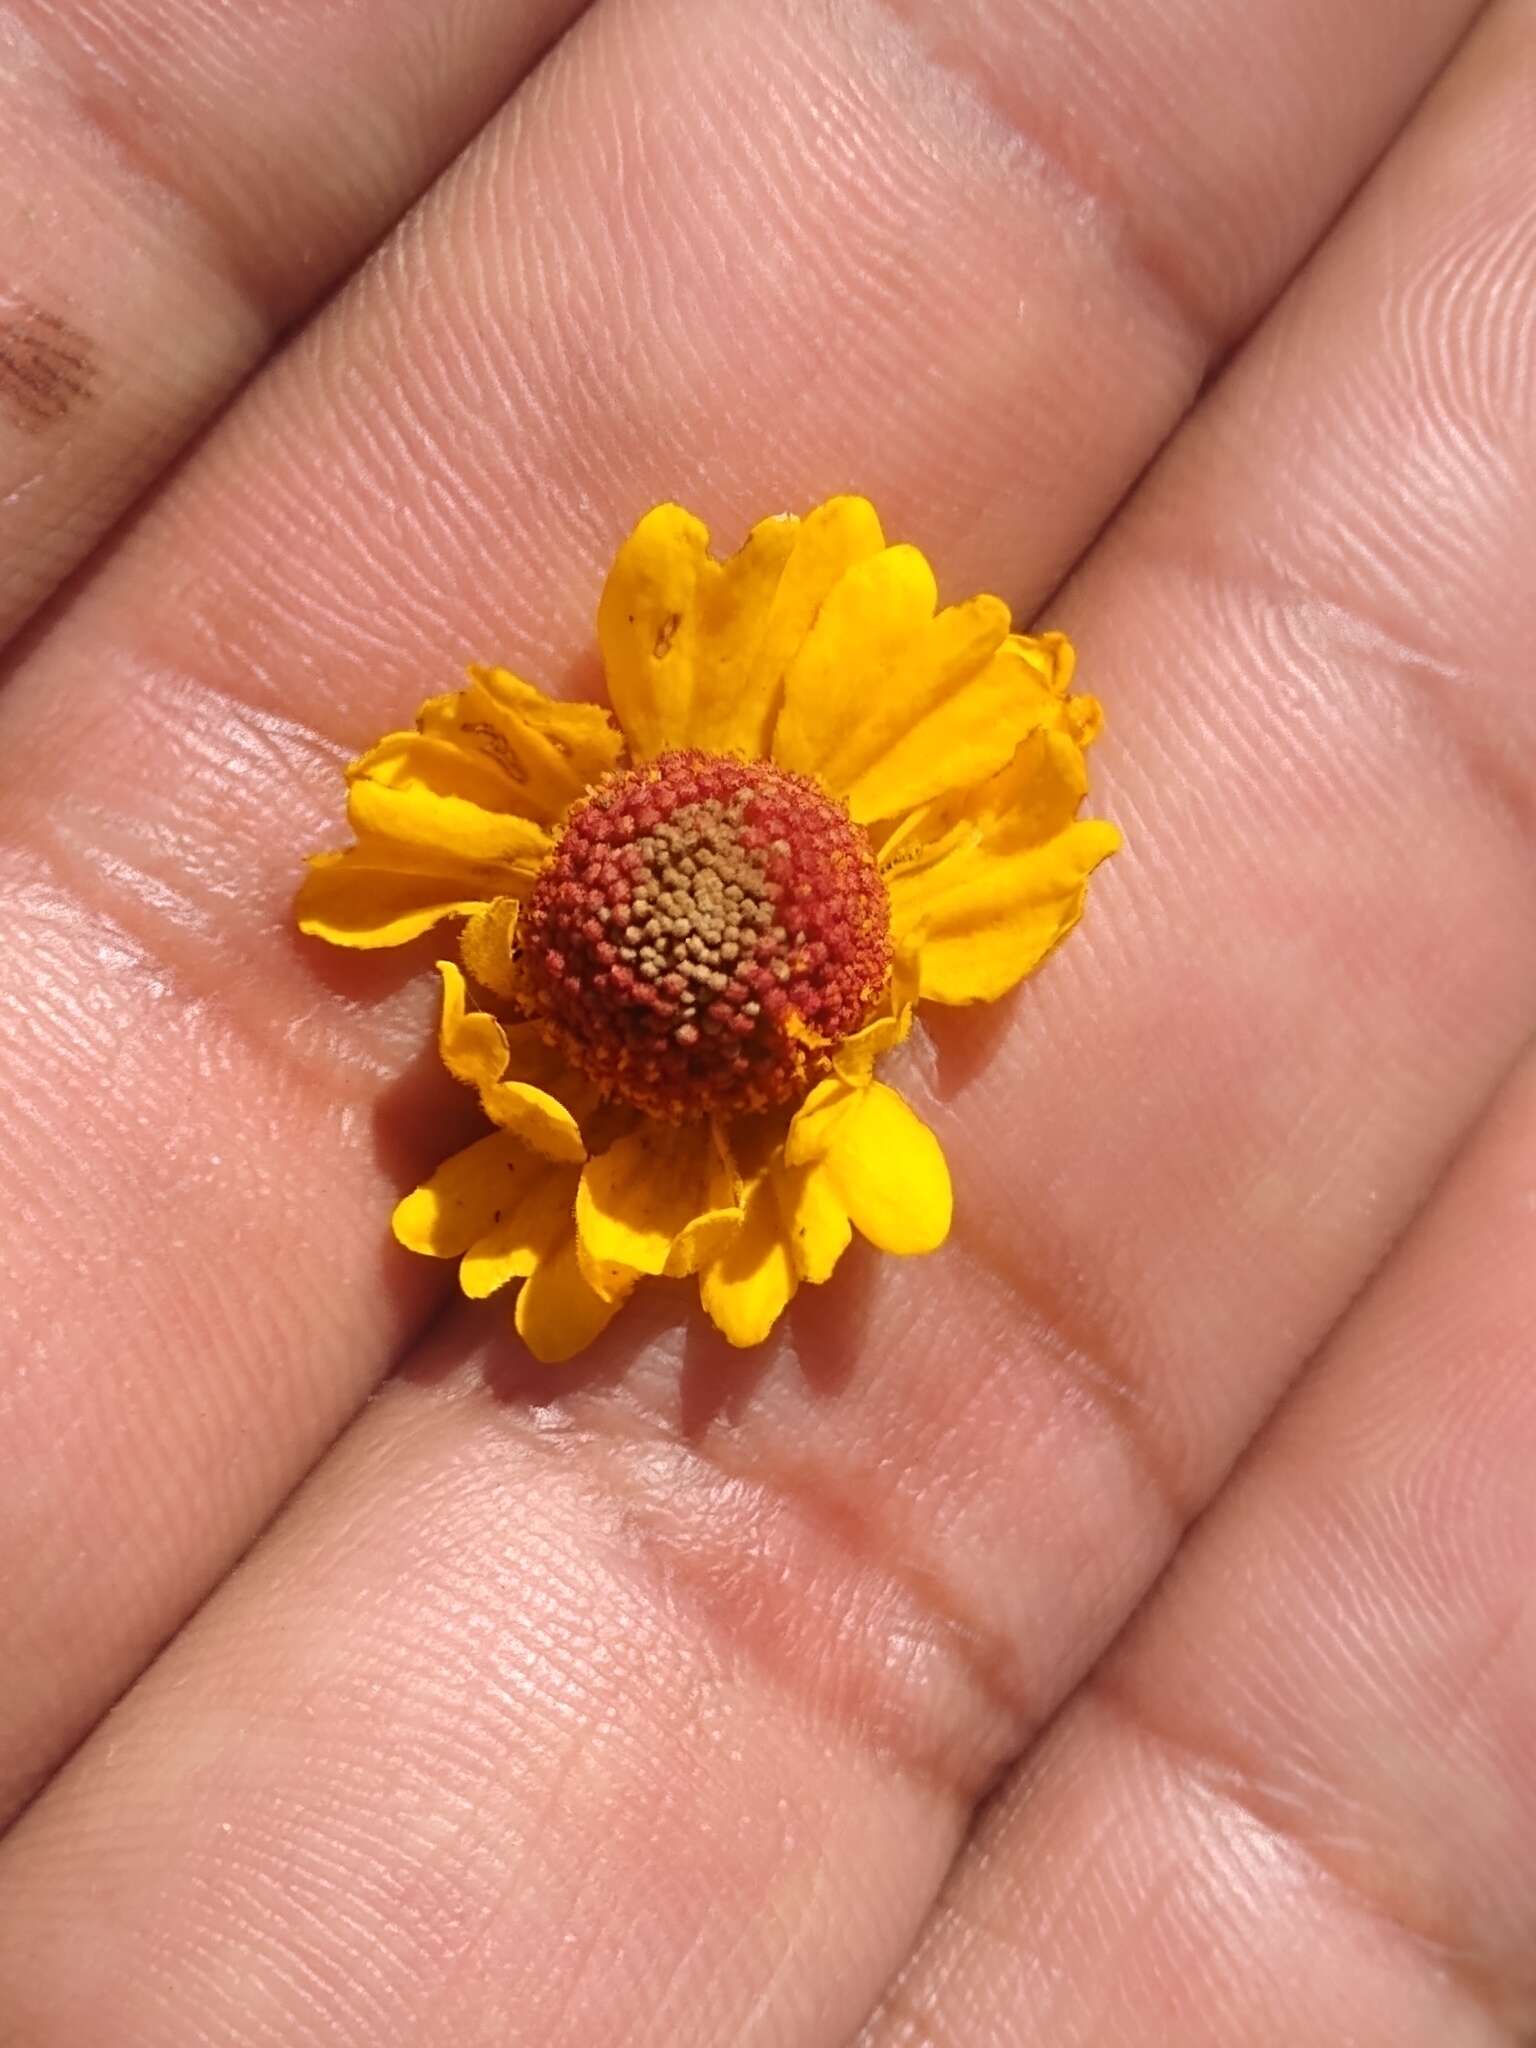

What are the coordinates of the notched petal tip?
(786, 1079, 952, 1257)
(598, 494, 889, 764)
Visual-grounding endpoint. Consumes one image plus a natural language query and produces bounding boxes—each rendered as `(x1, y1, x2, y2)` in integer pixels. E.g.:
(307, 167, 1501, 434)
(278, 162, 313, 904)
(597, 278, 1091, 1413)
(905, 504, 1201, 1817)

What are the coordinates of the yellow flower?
(298, 497, 1119, 1360)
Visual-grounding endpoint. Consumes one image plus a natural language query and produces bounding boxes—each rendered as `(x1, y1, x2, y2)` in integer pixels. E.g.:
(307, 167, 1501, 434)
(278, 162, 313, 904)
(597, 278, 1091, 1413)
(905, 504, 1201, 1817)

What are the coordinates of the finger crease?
(1093, 1669, 1531, 2038)
(497, 1394, 1044, 1808)
(861, 0, 1226, 361)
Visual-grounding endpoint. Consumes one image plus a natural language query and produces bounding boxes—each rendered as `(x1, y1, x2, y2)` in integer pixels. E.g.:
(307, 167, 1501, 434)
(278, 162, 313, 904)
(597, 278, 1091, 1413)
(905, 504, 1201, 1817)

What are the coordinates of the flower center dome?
(519, 751, 891, 1120)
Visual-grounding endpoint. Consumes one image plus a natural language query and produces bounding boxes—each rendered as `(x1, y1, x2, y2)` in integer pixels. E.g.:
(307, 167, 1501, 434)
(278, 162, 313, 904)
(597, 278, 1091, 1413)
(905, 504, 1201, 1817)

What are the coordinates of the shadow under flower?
(924, 995, 1020, 1103)
(432, 1235, 882, 1435)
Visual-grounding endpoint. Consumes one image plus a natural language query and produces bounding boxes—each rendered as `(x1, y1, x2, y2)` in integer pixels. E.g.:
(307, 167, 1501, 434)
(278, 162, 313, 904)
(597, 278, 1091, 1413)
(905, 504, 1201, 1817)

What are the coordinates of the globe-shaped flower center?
(519, 751, 891, 1120)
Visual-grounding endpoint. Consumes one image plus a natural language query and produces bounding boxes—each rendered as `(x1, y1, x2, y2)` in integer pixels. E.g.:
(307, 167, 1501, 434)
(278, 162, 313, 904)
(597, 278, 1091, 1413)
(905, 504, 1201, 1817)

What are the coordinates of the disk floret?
(519, 750, 891, 1118)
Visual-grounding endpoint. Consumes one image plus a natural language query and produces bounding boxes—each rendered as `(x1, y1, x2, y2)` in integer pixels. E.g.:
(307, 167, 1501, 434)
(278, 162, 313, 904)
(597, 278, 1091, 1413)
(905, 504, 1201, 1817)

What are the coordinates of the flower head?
(298, 497, 1119, 1360)
(516, 749, 892, 1121)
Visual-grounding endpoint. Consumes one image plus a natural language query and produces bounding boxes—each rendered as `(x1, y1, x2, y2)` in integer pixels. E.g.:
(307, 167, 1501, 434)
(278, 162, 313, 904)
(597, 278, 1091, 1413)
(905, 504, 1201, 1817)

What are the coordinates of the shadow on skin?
(926, 996, 1019, 1101)
(411, 1236, 883, 1431)
(366, 1006, 486, 1189)
(359, 1028, 483, 1345)
(288, 920, 437, 1011)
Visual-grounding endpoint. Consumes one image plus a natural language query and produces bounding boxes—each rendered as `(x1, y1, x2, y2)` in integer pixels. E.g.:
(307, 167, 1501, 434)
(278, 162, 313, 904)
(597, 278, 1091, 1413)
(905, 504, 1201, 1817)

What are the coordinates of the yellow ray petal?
(359, 673, 623, 834)
(598, 496, 886, 760)
(774, 1159, 853, 1284)
(347, 730, 529, 816)
(460, 1162, 573, 1299)
(478, 1079, 587, 1163)
(876, 672, 1096, 868)
(700, 1170, 797, 1348)
(599, 505, 792, 758)
(429, 668, 626, 825)
(436, 959, 510, 1089)
(346, 777, 552, 871)
(461, 1224, 541, 1298)
(773, 546, 1034, 822)
(877, 731, 1072, 884)
(575, 1119, 743, 1279)
(318, 668, 614, 958)
(435, 961, 586, 1162)
(1008, 630, 1104, 749)
(392, 1128, 533, 1259)
(296, 845, 494, 948)
(883, 728, 1121, 1005)
(786, 1079, 952, 1256)
(573, 1241, 637, 1306)
(459, 896, 520, 998)
(515, 1232, 634, 1364)
(746, 495, 887, 740)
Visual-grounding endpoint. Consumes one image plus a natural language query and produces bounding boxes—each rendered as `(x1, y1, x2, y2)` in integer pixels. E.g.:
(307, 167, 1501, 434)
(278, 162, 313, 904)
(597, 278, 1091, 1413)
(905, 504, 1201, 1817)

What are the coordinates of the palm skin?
(1, 0, 1534, 2042)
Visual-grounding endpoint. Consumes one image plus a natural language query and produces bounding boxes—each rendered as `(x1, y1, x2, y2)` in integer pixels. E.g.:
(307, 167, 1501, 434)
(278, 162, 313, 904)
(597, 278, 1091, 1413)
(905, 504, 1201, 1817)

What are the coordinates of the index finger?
(0, 0, 592, 644)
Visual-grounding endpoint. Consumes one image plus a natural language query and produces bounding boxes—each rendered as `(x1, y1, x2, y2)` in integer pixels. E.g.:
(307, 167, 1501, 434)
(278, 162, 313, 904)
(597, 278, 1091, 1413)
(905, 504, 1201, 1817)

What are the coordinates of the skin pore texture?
(0, 0, 1534, 2043)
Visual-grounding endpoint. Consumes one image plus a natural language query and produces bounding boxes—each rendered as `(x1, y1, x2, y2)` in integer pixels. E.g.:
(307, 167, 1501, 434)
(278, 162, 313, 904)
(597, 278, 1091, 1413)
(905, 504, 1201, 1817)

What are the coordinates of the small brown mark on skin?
(0, 295, 98, 433)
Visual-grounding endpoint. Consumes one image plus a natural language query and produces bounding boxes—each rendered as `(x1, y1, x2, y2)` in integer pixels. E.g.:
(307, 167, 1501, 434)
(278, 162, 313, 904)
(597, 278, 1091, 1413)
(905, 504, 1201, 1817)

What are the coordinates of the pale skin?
(0, 0, 1534, 2039)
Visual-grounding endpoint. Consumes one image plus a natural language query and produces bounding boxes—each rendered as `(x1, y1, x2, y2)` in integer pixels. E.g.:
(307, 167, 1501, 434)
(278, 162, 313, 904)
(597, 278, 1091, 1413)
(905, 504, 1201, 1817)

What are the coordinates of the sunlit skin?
(1, 0, 1534, 2043)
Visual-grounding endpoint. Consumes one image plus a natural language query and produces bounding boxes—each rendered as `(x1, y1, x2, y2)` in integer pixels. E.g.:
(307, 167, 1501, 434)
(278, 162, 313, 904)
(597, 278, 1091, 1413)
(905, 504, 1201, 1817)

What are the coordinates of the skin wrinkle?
(860, 0, 1226, 357)
(1111, 520, 1536, 856)
(61, 75, 292, 333)
(187, 1423, 878, 2047)
(139, 1508, 608, 2022)
(39, 0, 1335, 733)
(841, 27, 1536, 2040)
(480, 1177, 1176, 1823)
(856, 1056, 1536, 2048)
(491, 1677, 738, 2029)
(1431, 1589, 1534, 1768)
(473, 1378, 1026, 1804)
(364, 1657, 632, 2033)
(1088, 1678, 1520, 2037)
(0, 827, 391, 1108)
(868, 1766, 1510, 2048)
(0, 848, 467, 1828)
(0, 654, 446, 1088)
(3, 0, 596, 331)
(0, 0, 604, 648)
(940, 1226, 1200, 1541)
(1256, 562, 1536, 848)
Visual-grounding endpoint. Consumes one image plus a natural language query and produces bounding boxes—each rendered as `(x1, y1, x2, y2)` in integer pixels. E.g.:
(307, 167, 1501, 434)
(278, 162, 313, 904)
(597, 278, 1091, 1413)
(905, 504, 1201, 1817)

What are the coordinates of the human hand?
(1, 0, 1533, 2042)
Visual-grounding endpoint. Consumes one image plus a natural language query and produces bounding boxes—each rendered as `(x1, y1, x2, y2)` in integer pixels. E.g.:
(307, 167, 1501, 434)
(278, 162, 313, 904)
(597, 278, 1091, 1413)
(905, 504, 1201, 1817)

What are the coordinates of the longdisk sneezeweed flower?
(297, 496, 1119, 1361)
